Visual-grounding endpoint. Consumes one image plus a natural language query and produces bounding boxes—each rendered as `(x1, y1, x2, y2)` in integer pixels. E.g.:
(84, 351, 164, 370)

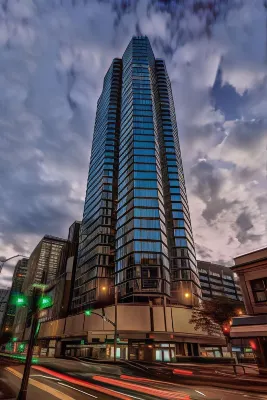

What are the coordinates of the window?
(251, 278, 267, 303)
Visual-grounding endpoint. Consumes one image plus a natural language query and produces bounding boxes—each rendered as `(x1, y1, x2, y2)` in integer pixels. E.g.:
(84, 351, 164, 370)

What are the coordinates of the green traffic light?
(13, 295, 27, 307)
(18, 343, 25, 353)
(84, 310, 92, 316)
(12, 337, 18, 342)
(38, 296, 53, 310)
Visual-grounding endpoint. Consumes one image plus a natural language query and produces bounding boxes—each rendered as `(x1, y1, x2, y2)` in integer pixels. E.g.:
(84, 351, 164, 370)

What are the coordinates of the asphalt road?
(1, 358, 267, 400)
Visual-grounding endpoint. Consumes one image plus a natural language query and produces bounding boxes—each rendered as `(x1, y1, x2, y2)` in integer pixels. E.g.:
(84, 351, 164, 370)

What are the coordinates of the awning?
(231, 324, 267, 338)
(61, 337, 85, 342)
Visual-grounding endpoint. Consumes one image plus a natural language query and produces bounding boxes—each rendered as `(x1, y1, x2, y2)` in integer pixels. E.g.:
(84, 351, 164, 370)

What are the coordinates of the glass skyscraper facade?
(72, 36, 201, 313)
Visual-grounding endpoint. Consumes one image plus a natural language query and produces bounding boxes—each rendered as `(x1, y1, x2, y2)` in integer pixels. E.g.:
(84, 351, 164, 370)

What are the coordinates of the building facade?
(13, 235, 67, 339)
(0, 289, 10, 332)
(72, 36, 201, 313)
(197, 260, 243, 302)
(1, 258, 28, 334)
(230, 247, 267, 372)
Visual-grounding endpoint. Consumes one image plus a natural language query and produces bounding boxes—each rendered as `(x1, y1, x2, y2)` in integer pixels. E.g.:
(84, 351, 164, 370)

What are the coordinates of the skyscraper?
(13, 236, 67, 338)
(1, 258, 28, 333)
(0, 288, 10, 332)
(72, 36, 201, 312)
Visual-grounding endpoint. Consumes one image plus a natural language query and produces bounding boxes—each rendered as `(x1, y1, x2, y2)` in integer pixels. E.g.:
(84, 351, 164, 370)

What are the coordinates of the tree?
(189, 296, 245, 336)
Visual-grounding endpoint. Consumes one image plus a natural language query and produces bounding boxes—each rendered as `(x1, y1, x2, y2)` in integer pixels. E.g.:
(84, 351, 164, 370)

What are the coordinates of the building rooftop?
(234, 245, 267, 260)
(232, 246, 267, 270)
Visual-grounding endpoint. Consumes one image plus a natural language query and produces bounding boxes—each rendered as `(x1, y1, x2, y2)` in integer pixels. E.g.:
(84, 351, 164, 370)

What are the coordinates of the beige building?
(19, 303, 226, 362)
(230, 246, 267, 372)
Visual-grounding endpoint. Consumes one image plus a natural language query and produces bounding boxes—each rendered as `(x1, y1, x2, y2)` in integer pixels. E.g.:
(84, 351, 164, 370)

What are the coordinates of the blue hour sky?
(0, 0, 266, 287)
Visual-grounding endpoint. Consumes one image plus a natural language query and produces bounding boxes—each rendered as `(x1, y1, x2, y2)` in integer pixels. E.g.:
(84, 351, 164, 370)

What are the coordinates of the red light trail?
(93, 375, 191, 399)
(32, 365, 131, 400)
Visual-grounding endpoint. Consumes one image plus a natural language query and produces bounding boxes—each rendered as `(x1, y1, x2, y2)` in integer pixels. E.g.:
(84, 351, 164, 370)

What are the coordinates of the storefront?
(63, 340, 200, 362)
(63, 340, 129, 360)
(200, 346, 223, 358)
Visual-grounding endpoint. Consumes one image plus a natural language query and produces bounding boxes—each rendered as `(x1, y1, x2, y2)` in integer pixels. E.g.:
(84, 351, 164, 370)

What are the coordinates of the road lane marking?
(5, 367, 75, 400)
(58, 382, 97, 398)
(59, 380, 146, 400)
(31, 374, 60, 380)
(195, 390, 206, 397)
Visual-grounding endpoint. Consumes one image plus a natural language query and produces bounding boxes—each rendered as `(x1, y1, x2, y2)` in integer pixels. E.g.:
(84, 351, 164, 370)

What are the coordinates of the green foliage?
(189, 297, 244, 335)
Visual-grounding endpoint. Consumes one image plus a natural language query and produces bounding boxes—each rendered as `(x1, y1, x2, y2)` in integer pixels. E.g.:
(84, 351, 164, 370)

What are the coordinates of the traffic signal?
(18, 343, 25, 353)
(38, 296, 53, 310)
(13, 294, 27, 307)
(249, 340, 257, 351)
(223, 326, 230, 336)
(85, 310, 92, 316)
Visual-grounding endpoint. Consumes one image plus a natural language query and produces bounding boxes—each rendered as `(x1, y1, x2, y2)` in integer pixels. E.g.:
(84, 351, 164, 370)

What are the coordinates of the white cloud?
(0, 0, 267, 288)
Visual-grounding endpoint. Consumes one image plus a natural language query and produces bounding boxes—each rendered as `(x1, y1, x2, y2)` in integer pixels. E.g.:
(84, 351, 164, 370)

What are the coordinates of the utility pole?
(114, 285, 118, 363)
(84, 285, 119, 362)
(17, 288, 38, 400)
(17, 288, 52, 400)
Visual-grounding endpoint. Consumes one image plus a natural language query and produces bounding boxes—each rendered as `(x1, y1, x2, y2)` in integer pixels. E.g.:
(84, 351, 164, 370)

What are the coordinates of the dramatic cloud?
(0, 0, 266, 286)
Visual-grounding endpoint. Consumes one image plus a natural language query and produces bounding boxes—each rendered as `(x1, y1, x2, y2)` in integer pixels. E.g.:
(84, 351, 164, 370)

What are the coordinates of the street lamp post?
(85, 285, 119, 362)
(0, 254, 28, 273)
(113, 285, 118, 363)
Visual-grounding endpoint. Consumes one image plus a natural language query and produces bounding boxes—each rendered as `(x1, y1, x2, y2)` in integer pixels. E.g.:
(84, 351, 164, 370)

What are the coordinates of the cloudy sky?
(0, 0, 266, 288)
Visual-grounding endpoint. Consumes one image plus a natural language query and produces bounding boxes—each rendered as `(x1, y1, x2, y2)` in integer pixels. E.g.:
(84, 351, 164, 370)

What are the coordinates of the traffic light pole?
(84, 285, 118, 363)
(17, 288, 39, 400)
(17, 311, 39, 400)
(114, 286, 118, 363)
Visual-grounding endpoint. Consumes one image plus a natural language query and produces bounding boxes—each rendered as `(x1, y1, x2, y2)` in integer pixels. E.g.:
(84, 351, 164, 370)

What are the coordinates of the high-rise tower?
(1, 258, 28, 333)
(72, 37, 201, 313)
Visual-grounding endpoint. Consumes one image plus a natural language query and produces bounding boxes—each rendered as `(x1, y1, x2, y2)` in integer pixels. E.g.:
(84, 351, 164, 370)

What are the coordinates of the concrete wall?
(38, 305, 213, 340)
(172, 307, 205, 335)
(64, 314, 85, 337)
(38, 318, 65, 338)
(117, 305, 151, 331)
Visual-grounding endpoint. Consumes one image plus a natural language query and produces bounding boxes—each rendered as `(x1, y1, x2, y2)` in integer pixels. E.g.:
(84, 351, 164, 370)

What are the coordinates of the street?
(1, 358, 267, 400)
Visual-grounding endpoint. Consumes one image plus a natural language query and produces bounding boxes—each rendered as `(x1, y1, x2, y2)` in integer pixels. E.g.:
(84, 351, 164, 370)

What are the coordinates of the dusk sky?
(0, 0, 266, 288)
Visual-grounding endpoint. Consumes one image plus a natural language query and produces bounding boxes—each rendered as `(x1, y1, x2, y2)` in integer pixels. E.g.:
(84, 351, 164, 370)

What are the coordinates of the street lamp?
(0, 254, 28, 273)
(184, 291, 199, 306)
(84, 285, 118, 362)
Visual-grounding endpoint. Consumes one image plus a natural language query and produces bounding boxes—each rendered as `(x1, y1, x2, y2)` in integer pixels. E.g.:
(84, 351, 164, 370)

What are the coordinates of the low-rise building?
(36, 303, 226, 361)
(230, 246, 267, 372)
